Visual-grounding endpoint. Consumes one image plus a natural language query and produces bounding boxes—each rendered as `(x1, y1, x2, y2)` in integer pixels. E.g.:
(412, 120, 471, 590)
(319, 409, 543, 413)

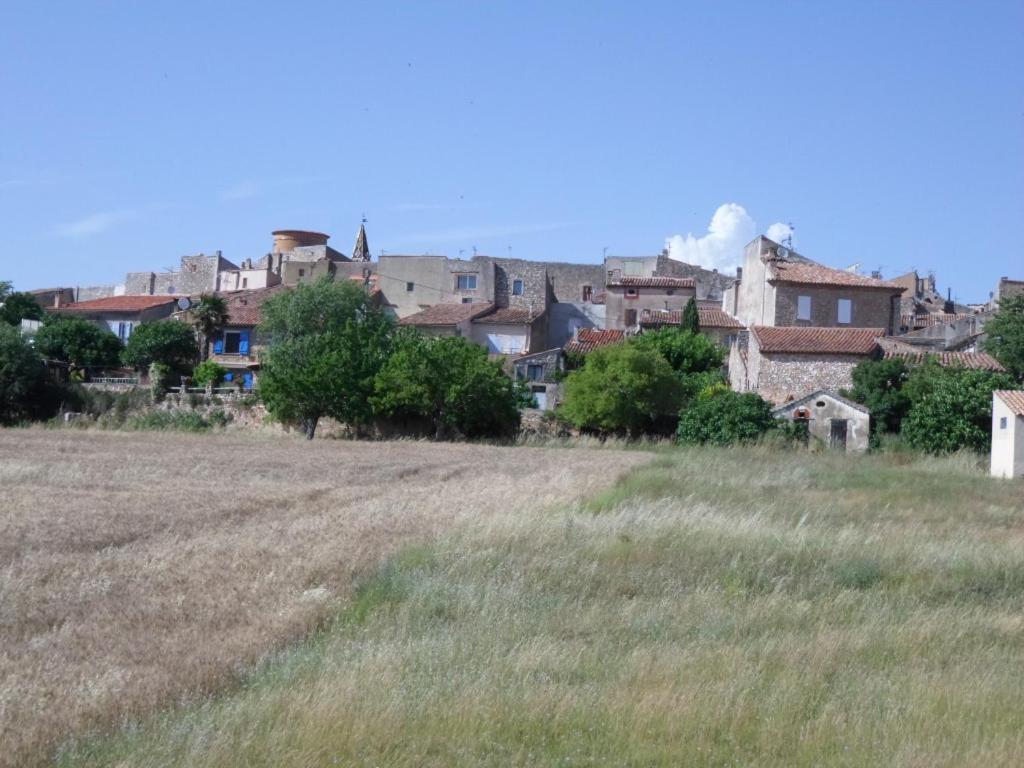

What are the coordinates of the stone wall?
(774, 284, 899, 332)
(774, 395, 870, 453)
(655, 253, 735, 300)
(755, 352, 865, 405)
(605, 285, 697, 330)
(485, 256, 550, 311)
(376, 255, 496, 318)
(125, 254, 226, 296)
(547, 301, 604, 348)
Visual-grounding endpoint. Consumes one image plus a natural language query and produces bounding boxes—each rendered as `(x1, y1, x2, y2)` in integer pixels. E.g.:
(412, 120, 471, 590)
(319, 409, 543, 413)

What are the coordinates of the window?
(512, 279, 524, 296)
(116, 322, 129, 341)
(625, 308, 637, 326)
(457, 274, 477, 290)
(837, 299, 852, 324)
(242, 277, 248, 288)
(797, 295, 812, 320)
(625, 288, 638, 298)
(406, 281, 415, 292)
(526, 364, 544, 381)
(461, 297, 473, 304)
(223, 331, 241, 354)
(1000, 417, 1008, 430)
(582, 285, 592, 302)
(298, 269, 305, 278)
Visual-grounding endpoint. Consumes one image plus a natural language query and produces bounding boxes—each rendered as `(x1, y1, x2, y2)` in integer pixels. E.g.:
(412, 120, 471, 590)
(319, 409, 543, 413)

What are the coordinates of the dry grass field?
(0, 429, 649, 767)
(54, 444, 1024, 767)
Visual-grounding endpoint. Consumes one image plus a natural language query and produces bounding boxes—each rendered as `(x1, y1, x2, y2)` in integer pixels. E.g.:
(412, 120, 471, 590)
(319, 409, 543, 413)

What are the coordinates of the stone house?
(604, 276, 696, 330)
(991, 390, 1024, 479)
(994, 277, 1024, 307)
(724, 236, 904, 334)
(877, 336, 1005, 372)
(397, 302, 496, 338)
(126, 252, 238, 296)
(511, 348, 565, 410)
(215, 258, 282, 292)
(637, 306, 744, 348)
(49, 295, 181, 342)
(729, 326, 883, 405)
(205, 285, 286, 390)
(773, 390, 871, 453)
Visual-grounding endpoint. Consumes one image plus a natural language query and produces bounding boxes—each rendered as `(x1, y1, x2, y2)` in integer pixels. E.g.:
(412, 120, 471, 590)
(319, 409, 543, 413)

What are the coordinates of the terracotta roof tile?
(52, 295, 180, 313)
(769, 260, 904, 290)
(608, 276, 695, 288)
(884, 349, 1006, 371)
(218, 285, 286, 327)
(900, 312, 974, 329)
(563, 328, 626, 354)
(751, 326, 884, 355)
(472, 306, 540, 324)
(995, 390, 1024, 416)
(639, 308, 743, 329)
(399, 303, 494, 326)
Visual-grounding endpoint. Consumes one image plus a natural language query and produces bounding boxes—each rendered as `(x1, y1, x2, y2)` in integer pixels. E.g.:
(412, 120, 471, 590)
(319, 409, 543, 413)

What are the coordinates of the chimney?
(871, 270, 881, 279)
(53, 292, 62, 309)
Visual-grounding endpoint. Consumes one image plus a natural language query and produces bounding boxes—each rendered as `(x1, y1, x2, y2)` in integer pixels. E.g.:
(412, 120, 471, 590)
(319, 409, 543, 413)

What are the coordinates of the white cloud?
(666, 204, 790, 271)
(766, 222, 793, 244)
(56, 210, 135, 238)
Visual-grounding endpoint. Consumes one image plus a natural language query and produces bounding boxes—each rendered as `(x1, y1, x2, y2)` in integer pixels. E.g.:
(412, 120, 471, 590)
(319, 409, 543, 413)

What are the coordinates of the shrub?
(127, 411, 214, 433)
(0, 324, 57, 424)
(122, 321, 198, 374)
(677, 390, 777, 446)
(192, 360, 227, 388)
(984, 294, 1024, 381)
(842, 357, 911, 434)
(560, 345, 683, 436)
(630, 327, 724, 375)
(34, 317, 122, 371)
(901, 368, 1014, 453)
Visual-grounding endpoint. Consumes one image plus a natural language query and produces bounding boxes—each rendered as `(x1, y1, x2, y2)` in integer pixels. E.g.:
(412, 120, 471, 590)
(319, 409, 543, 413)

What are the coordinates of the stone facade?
(753, 352, 863, 405)
(376, 255, 496, 318)
(605, 283, 697, 330)
(773, 391, 871, 453)
(774, 284, 900, 332)
(126, 253, 236, 296)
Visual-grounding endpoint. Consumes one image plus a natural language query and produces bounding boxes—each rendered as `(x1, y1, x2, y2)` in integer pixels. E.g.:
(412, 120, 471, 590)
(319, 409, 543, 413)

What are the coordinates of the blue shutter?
(213, 336, 224, 354)
(238, 330, 250, 355)
(224, 372, 234, 382)
(243, 372, 254, 390)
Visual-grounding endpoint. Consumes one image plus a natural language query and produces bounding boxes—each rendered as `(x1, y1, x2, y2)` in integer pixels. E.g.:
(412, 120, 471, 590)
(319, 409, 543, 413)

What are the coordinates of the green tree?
(34, 317, 122, 370)
(842, 357, 911, 434)
(681, 296, 700, 334)
(259, 278, 393, 439)
(0, 324, 55, 424)
(191, 359, 227, 387)
(121, 320, 198, 374)
(372, 331, 521, 440)
(560, 344, 683, 436)
(0, 291, 44, 326)
(984, 294, 1024, 381)
(901, 368, 1015, 453)
(677, 389, 777, 446)
(630, 327, 723, 376)
(191, 294, 229, 360)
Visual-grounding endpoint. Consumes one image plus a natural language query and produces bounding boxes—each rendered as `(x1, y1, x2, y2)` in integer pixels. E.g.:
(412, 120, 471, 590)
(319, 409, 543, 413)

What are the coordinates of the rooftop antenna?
(472, 245, 478, 257)
(508, 245, 512, 257)
(602, 246, 608, 259)
(783, 222, 794, 250)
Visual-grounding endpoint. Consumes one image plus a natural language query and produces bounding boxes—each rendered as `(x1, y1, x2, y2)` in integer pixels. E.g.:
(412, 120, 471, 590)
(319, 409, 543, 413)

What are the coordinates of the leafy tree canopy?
(0, 324, 55, 424)
(34, 317, 122, 370)
(901, 368, 1015, 453)
(121, 320, 198, 374)
(191, 359, 227, 387)
(560, 344, 683, 435)
(258, 279, 394, 438)
(984, 294, 1024, 381)
(630, 327, 723, 376)
(372, 330, 521, 440)
(842, 357, 911, 434)
(0, 291, 44, 326)
(192, 294, 230, 358)
(677, 389, 777, 446)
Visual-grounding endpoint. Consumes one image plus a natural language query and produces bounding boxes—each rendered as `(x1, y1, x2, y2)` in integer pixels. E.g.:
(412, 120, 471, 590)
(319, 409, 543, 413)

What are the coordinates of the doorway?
(829, 419, 848, 451)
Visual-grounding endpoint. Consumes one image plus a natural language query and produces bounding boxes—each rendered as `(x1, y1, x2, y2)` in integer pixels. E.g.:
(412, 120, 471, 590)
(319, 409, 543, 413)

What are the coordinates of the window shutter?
(239, 330, 250, 354)
(213, 336, 224, 354)
(243, 372, 254, 390)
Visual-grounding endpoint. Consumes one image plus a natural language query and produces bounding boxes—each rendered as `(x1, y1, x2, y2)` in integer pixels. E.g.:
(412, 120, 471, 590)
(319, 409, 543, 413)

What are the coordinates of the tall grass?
(57, 445, 1024, 767)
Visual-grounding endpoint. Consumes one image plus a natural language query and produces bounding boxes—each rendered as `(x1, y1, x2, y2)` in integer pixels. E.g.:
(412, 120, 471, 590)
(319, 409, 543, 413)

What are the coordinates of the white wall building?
(991, 391, 1024, 479)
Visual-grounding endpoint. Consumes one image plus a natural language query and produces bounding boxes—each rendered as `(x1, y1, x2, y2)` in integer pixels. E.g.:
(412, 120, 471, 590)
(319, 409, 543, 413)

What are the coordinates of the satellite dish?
(177, 297, 192, 311)
(776, 246, 789, 260)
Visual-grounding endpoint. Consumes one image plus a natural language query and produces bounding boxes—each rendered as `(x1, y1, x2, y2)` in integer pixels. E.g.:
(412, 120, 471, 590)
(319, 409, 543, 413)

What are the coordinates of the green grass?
(58, 446, 1024, 767)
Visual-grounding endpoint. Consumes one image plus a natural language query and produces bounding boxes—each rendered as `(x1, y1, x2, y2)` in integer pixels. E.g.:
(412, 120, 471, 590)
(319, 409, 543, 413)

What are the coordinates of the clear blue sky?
(2, 1, 1021, 302)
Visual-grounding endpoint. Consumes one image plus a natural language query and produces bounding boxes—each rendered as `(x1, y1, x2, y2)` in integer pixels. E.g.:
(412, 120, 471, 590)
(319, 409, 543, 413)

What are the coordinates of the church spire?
(351, 217, 370, 262)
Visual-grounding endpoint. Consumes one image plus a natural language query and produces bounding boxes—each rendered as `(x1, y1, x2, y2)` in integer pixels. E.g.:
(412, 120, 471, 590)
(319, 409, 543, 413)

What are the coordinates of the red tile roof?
(608, 276, 695, 289)
(218, 285, 286, 327)
(751, 326, 884, 355)
(563, 328, 626, 354)
(884, 349, 1006, 372)
(399, 302, 494, 326)
(900, 312, 974, 329)
(995, 390, 1024, 416)
(768, 260, 904, 290)
(638, 308, 743, 329)
(473, 306, 540, 324)
(52, 295, 180, 313)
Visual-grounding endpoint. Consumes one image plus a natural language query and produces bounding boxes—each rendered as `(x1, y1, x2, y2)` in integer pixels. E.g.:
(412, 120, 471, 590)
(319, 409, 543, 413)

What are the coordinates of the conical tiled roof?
(351, 222, 370, 262)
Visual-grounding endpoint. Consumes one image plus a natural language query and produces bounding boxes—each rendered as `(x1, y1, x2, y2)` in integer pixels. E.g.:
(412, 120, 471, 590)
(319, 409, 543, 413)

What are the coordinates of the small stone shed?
(991, 390, 1024, 479)
(773, 390, 871, 453)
